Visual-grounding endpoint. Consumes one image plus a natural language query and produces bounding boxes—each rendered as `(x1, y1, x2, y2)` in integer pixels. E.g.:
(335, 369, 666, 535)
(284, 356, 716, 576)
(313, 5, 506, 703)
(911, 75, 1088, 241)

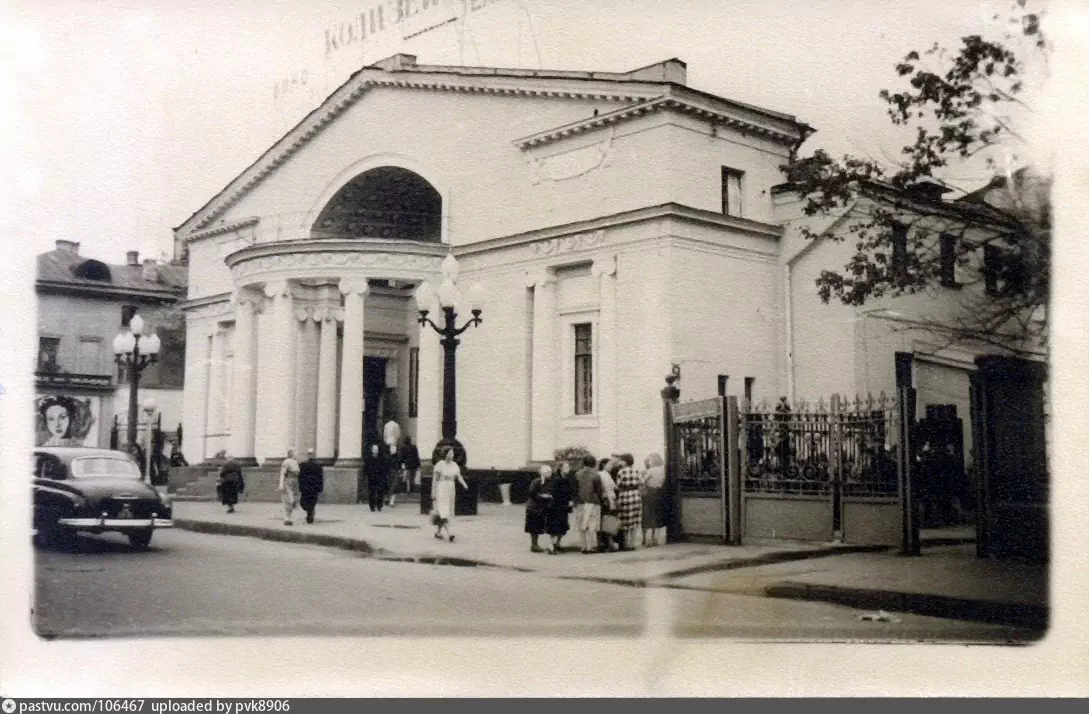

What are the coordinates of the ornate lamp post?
(112, 314, 161, 453)
(414, 254, 485, 467)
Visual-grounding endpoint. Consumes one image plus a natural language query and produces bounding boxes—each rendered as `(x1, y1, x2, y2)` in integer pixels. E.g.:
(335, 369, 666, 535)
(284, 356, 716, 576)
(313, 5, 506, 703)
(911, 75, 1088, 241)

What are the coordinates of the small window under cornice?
(73, 260, 112, 282)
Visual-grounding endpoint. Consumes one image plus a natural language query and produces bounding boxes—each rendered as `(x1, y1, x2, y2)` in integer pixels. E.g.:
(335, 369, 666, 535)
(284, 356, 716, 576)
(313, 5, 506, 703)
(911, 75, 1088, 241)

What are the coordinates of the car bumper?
(56, 517, 174, 529)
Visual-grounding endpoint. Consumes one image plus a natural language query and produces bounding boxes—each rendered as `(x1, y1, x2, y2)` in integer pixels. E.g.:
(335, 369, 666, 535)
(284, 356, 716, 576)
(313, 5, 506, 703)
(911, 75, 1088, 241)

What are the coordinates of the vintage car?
(33, 447, 173, 548)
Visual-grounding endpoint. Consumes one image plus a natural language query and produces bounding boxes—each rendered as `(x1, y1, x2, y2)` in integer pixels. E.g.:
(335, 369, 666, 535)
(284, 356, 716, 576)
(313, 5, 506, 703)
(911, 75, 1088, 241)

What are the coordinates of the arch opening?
(73, 259, 112, 281)
(311, 166, 442, 242)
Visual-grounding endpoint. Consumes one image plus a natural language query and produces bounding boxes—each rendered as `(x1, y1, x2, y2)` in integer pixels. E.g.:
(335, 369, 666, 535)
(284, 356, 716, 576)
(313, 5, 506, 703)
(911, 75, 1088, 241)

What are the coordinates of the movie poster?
(35, 394, 100, 447)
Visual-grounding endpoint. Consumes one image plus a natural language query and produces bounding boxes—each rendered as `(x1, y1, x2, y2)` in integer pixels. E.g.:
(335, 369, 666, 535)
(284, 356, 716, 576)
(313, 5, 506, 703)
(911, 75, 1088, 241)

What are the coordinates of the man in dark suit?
(298, 448, 324, 524)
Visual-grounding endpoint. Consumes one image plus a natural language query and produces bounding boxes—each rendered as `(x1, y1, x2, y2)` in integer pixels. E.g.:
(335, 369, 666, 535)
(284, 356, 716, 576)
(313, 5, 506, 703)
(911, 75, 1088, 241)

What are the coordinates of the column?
(315, 305, 342, 462)
(592, 255, 617, 458)
(336, 277, 369, 467)
(261, 279, 296, 462)
(181, 324, 212, 464)
(228, 290, 259, 465)
(415, 288, 441, 461)
(527, 267, 557, 461)
(293, 306, 321, 454)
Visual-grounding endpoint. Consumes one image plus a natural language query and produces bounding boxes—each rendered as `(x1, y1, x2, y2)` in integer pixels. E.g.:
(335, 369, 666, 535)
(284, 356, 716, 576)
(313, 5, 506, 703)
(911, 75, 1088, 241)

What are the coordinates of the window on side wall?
(891, 222, 908, 278)
(76, 338, 101, 374)
(939, 234, 958, 288)
(121, 305, 138, 328)
(721, 167, 744, 217)
(573, 323, 593, 415)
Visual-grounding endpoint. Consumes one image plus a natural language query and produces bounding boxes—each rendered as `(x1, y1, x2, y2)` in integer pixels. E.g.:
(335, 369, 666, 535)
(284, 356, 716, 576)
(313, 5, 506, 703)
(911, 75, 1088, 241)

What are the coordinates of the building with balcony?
(36, 240, 188, 449)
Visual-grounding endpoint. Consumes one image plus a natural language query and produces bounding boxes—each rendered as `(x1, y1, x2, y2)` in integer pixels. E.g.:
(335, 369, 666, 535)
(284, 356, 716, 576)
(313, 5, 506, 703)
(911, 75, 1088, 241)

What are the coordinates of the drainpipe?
(783, 262, 794, 403)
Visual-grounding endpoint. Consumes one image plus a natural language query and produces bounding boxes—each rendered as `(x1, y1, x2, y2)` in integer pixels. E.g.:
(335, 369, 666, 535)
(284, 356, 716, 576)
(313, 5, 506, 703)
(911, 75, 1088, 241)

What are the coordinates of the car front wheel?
(128, 530, 153, 548)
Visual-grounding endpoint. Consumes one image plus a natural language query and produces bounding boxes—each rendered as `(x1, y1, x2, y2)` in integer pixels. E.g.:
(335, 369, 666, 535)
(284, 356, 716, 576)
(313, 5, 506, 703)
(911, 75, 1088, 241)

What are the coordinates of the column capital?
(294, 307, 314, 322)
(231, 287, 263, 310)
(524, 266, 556, 288)
(263, 279, 292, 299)
(314, 306, 344, 323)
(339, 277, 371, 297)
(591, 254, 617, 277)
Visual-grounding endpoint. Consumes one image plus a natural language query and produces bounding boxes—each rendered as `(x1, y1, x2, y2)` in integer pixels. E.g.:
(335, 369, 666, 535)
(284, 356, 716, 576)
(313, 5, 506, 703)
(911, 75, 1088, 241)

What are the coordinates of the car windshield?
(69, 457, 141, 480)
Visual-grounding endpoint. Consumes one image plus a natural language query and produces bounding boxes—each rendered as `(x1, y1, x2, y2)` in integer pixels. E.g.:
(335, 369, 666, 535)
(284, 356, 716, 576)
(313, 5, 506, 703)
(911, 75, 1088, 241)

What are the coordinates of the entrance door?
(363, 356, 387, 449)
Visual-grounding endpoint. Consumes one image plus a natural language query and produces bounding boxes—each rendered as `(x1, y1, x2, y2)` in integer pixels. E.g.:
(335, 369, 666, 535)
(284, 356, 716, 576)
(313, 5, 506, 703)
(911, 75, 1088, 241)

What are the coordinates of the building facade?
(36, 240, 188, 450)
(176, 54, 811, 468)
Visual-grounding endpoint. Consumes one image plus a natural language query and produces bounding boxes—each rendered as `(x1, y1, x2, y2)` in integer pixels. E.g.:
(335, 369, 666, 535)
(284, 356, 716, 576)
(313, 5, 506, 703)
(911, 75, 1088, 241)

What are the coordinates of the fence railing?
(741, 393, 901, 498)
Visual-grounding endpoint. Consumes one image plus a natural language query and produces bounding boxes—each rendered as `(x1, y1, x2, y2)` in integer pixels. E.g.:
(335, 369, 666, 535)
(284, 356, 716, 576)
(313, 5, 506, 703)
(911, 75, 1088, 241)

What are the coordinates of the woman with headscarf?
(524, 464, 554, 553)
(642, 452, 667, 547)
(614, 454, 643, 551)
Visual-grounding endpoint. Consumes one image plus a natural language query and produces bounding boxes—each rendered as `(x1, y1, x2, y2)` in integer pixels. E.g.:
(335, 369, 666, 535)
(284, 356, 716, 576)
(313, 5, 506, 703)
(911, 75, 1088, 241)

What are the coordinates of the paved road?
(33, 530, 1034, 641)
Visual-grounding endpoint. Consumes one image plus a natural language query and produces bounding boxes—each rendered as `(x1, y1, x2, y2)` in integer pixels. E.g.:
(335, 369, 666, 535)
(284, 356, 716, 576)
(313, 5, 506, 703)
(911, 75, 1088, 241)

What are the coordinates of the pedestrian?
(217, 453, 245, 514)
(615, 455, 643, 551)
(298, 448, 324, 524)
(431, 447, 467, 541)
(363, 443, 388, 512)
(168, 440, 188, 467)
(642, 452, 667, 547)
(546, 460, 575, 553)
(278, 448, 301, 526)
(596, 457, 618, 552)
(574, 454, 603, 554)
(399, 436, 421, 494)
(129, 443, 146, 479)
(524, 464, 554, 553)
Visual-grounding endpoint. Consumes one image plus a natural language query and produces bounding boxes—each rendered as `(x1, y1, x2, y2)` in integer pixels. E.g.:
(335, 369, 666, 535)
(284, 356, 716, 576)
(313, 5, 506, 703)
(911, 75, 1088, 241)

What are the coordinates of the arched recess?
(308, 156, 447, 244)
(73, 259, 112, 281)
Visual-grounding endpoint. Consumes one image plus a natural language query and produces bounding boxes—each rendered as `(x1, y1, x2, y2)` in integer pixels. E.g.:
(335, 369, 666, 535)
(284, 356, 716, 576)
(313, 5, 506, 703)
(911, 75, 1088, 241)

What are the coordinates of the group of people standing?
(524, 452, 667, 554)
(359, 431, 422, 512)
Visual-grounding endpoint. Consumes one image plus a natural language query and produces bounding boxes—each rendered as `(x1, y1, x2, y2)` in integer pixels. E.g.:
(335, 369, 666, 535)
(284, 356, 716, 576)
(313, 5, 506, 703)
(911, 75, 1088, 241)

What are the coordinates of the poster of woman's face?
(35, 394, 98, 447)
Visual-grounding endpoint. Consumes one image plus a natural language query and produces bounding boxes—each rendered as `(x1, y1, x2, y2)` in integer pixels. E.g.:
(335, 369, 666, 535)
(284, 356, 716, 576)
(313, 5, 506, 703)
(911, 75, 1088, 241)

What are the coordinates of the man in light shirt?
(383, 415, 402, 506)
(278, 448, 301, 526)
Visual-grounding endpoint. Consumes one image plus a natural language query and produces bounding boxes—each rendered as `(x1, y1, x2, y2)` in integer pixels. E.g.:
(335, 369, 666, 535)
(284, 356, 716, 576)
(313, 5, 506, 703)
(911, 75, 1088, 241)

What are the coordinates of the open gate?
(669, 396, 741, 543)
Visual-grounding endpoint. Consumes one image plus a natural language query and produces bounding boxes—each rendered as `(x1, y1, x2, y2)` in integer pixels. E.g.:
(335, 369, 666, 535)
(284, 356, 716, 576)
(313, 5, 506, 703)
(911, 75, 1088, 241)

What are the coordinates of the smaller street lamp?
(113, 314, 161, 454)
(415, 254, 485, 467)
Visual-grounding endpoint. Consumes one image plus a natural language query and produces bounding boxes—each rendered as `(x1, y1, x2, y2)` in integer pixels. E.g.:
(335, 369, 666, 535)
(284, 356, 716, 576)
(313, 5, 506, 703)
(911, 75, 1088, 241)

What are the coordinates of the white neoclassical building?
(176, 53, 814, 470)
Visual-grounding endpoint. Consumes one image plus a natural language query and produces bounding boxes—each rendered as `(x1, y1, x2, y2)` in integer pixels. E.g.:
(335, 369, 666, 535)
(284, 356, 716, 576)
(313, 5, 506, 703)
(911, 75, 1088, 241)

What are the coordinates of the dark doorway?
(363, 357, 387, 450)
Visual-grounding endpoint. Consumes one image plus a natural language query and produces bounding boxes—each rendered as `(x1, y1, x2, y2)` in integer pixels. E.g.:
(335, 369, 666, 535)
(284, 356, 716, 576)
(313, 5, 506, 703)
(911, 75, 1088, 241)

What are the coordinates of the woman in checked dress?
(431, 448, 467, 541)
(614, 456, 643, 551)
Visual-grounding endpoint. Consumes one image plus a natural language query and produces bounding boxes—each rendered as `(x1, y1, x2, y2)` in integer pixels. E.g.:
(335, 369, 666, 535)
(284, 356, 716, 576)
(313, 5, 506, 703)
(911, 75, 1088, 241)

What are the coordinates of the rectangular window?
(891, 223, 908, 277)
(721, 167, 744, 217)
(38, 337, 60, 373)
(408, 347, 419, 418)
(984, 245, 1000, 295)
(573, 323, 593, 415)
(940, 234, 957, 287)
(76, 338, 101, 374)
(744, 377, 755, 403)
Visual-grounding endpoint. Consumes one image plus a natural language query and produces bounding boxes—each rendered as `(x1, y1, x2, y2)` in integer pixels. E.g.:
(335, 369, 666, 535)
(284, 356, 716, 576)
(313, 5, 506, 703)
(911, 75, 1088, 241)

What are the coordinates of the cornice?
(179, 72, 656, 236)
(225, 238, 447, 285)
(513, 92, 806, 150)
(188, 217, 260, 243)
(455, 202, 780, 260)
(36, 281, 182, 303)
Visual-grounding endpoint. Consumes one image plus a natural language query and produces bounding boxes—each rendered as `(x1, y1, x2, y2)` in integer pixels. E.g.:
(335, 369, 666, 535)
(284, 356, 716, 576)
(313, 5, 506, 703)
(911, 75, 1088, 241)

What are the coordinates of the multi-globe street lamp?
(414, 254, 485, 467)
(112, 313, 161, 458)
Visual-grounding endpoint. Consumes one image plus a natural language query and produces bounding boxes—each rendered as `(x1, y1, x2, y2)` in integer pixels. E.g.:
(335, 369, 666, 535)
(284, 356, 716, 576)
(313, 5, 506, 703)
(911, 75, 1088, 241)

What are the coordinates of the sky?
(5, 0, 1060, 265)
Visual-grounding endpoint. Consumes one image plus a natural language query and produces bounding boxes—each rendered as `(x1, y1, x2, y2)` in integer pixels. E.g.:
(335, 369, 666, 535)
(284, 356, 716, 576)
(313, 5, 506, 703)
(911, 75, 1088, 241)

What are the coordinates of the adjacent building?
(36, 240, 188, 450)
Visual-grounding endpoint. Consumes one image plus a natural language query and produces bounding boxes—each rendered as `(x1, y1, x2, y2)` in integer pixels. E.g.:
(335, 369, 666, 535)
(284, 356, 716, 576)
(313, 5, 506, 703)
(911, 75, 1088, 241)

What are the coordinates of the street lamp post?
(414, 254, 485, 467)
(112, 314, 161, 456)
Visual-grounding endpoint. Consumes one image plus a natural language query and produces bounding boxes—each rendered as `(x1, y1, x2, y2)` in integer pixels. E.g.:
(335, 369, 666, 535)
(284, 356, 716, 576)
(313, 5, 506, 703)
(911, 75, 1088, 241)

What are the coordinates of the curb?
(654, 543, 891, 580)
(174, 518, 378, 554)
(764, 580, 1049, 631)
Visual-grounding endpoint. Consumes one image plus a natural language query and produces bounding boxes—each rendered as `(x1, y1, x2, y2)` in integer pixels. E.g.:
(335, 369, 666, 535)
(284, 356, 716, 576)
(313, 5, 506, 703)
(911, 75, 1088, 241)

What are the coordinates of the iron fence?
(675, 414, 722, 495)
(742, 393, 901, 498)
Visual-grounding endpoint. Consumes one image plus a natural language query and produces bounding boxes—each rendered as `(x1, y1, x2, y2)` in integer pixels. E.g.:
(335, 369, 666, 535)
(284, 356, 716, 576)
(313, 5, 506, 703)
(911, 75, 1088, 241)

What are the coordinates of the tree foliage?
(784, 1, 1049, 353)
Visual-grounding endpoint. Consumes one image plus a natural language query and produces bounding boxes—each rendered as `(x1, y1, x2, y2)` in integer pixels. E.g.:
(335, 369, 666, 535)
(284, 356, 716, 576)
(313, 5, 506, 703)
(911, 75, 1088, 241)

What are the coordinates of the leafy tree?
(784, 0, 1049, 353)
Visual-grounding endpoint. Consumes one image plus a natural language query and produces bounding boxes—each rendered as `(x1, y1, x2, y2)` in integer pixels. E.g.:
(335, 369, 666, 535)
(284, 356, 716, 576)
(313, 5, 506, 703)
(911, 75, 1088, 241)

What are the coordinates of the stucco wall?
(37, 293, 122, 377)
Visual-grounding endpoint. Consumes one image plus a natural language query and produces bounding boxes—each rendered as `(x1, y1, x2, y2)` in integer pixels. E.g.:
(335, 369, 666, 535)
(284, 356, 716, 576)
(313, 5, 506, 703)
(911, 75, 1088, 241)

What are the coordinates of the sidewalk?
(171, 500, 883, 584)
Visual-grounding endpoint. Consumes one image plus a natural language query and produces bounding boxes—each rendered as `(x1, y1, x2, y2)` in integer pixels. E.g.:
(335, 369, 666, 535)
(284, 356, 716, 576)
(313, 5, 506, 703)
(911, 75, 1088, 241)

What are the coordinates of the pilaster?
(336, 277, 370, 467)
(592, 255, 618, 458)
(526, 267, 557, 461)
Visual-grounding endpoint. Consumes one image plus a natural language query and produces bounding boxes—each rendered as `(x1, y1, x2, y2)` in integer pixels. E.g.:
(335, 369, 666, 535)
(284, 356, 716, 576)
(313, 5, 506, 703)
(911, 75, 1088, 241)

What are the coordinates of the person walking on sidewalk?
(363, 443, 388, 512)
(383, 415, 402, 507)
(431, 447, 467, 541)
(641, 452, 667, 547)
(525, 464, 554, 553)
(298, 448, 324, 524)
(278, 448, 301, 526)
(217, 454, 245, 514)
(574, 455, 603, 554)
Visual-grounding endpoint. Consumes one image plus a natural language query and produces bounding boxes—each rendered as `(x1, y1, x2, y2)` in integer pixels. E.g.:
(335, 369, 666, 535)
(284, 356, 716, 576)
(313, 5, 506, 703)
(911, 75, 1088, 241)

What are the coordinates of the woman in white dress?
(431, 448, 467, 541)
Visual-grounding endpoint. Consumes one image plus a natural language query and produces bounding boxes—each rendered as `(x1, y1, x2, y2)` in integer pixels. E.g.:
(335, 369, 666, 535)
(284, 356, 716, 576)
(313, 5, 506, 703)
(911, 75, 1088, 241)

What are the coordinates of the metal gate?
(738, 393, 904, 546)
(669, 396, 741, 543)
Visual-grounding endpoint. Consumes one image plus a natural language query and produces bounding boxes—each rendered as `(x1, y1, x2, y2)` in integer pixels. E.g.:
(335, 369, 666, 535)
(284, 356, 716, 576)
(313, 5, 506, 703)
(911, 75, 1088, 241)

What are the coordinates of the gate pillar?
(661, 373, 681, 543)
